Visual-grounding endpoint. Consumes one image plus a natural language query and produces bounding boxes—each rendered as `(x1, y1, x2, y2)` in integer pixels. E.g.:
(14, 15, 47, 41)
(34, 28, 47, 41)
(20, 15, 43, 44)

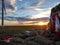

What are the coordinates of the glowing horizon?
(38, 22, 49, 25)
(0, 20, 49, 26)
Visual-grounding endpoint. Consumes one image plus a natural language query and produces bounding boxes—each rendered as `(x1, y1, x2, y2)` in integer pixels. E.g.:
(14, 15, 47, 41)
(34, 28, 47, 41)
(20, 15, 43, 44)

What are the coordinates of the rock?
(55, 41, 60, 45)
(10, 37, 24, 43)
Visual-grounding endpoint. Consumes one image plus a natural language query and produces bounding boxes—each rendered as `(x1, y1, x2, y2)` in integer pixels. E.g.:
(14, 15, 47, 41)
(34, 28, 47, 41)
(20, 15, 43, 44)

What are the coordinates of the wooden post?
(2, 0, 4, 28)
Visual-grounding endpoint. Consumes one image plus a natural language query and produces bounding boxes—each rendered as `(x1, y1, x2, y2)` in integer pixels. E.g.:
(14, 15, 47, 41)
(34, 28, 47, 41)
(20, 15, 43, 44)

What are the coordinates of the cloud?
(19, 0, 23, 2)
(0, 0, 17, 13)
(22, 0, 45, 10)
(0, 15, 49, 25)
(26, 8, 51, 19)
(34, 0, 45, 7)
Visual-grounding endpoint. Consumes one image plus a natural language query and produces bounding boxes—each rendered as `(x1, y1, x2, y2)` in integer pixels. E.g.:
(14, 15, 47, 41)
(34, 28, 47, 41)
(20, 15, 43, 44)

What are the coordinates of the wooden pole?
(2, 0, 4, 28)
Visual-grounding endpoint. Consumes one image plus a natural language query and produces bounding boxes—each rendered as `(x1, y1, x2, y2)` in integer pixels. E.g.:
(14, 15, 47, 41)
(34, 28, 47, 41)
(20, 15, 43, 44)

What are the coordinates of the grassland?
(0, 25, 48, 35)
(0, 25, 48, 30)
(0, 26, 33, 35)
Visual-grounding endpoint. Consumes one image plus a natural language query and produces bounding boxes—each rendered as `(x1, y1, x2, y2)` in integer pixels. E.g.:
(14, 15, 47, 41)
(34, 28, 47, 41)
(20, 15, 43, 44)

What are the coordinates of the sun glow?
(38, 22, 48, 25)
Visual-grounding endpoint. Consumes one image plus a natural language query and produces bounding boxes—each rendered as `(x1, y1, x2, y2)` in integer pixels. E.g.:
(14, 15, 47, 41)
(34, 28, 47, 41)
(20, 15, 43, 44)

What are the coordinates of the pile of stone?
(0, 30, 60, 45)
(8, 30, 54, 45)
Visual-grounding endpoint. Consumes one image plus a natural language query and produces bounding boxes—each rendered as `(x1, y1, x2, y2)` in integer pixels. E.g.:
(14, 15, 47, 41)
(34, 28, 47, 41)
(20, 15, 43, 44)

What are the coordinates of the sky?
(0, 0, 60, 26)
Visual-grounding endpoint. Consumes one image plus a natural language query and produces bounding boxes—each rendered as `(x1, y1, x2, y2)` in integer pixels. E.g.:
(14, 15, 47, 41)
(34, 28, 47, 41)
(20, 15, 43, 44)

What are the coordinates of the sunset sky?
(0, 0, 60, 26)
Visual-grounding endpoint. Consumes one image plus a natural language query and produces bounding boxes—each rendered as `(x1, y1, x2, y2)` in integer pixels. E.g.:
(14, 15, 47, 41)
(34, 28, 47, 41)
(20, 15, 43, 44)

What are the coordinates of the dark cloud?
(0, 0, 17, 13)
